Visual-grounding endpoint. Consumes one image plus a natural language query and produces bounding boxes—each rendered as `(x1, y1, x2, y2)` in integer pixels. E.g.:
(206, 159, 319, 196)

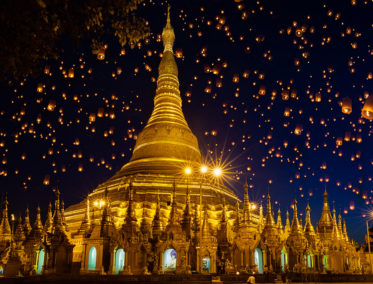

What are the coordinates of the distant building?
(0, 9, 361, 277)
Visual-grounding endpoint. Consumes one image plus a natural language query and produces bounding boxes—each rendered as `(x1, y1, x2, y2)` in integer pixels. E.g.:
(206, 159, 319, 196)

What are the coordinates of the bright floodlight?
(185, 167, 192, 175)
(213, 167, 222, 177)
(200, 165, 208, 174)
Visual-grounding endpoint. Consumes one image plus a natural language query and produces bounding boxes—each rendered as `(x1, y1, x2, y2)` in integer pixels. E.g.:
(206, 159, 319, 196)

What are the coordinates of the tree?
(0, 0, 150, 80)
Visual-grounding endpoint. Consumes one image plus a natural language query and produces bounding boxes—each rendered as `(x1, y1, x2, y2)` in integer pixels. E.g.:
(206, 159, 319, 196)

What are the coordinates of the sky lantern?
(281, 90, 289, 100)
(290, 90, 297, 99)
(97, 107, 104, 118)
(47, 100, 56, 111)
(68, 67, 74, 78)
(175, 48, 183, 58)
(315, 92, 322, 102)
(232, 74, 239, 83)
(97, 45, 108, 60)
(258, 85, 266, 95)
(349, 201, 355, 210)
(43, 175, 50, 185)
(344, 131, 351, 141)
(361, 95, 373, 119)
(37, 83, 43, 93)
(294, 124, 303, 135)
(284, 107, 291, 117)
(341, 97, 352, 114)
(89, 113, 96, 122)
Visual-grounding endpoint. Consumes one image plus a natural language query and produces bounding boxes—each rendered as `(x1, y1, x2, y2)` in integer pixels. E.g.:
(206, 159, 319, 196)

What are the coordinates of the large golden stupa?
(65, 8, 240, 237)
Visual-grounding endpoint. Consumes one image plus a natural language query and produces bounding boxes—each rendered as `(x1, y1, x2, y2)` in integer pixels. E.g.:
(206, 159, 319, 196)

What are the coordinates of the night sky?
(1, 0, 373, 243)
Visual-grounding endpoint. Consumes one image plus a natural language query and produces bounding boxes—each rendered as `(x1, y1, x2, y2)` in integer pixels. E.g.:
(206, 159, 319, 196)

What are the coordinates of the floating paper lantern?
(341, 97, 352, 114)
(362, 95, 373, 119)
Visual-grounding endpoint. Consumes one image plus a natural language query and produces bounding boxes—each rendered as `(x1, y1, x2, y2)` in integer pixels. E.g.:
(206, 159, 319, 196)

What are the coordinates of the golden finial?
(166, 5, 171, 27)
(162, 5, 175, 53)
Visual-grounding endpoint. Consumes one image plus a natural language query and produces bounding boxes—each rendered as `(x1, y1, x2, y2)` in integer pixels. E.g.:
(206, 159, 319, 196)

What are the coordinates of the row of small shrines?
(0, 185, 364, 277)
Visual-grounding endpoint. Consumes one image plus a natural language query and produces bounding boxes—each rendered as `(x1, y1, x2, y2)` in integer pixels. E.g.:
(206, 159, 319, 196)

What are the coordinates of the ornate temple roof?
(317, 188, 333, 233)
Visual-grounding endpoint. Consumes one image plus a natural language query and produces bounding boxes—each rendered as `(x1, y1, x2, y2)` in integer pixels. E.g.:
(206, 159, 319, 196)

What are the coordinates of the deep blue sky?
(0, 0, 373, 243)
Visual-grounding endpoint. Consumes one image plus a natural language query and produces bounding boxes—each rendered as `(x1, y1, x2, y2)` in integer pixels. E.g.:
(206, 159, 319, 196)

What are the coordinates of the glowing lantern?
(47, 100, 56, 111)
(336, 137, 343, 146)
(68, 68, 74, 78)
(37, 84, 43, 93)
(258, 86, 266, 95)
(78, 164, 83, 172)
(284, 108, 291, 117)
(341, 97, 352, 114)
(89, 113, 96, 122)
(281, 90, 289, 100)
(44, 65, 50, 74)
(43, 175, 50, 185)
(97, 45, 107, 60)
(232, 74, 239, 83)
(294, 124, 303, 135)
(290, 90, 297, 99)
(175, 48, 183, 58)
(97, 107, 104, 118)
(344, 132, 351, 141)
(315, 92, 322, 102)
(349, 201, 355, 211)
(242, 70, 250, 78)
(212, 65, 222, 75)
(116, 67, 122, 75)
(362, 95, 373, 119)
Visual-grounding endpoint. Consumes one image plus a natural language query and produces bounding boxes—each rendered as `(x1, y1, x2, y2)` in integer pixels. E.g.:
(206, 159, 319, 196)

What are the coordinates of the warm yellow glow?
(185, 167, 192, 175)
(200, 165, 208, 173)
(213, 167, 222, 177)
(93, 199, 106, 208)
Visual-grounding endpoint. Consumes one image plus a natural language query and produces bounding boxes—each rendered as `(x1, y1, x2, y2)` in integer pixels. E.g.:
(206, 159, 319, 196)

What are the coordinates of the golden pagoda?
(0, 8, 362, 278)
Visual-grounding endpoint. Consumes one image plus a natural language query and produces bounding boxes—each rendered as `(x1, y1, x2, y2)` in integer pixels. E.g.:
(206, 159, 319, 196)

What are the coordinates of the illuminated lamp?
(341, 97, 352, 114)
(362, 95, 373, 120)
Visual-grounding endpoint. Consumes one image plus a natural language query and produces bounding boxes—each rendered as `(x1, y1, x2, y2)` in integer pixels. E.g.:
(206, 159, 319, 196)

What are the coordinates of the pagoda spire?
(318, 186, 332, 230)
(304, 203, 315, 234)
(14, 216, 25, 243)
(52, 188, 65, 233)
(342, 219, 349, 241)
(243, 178, 250, 223)
(121, 6, 201, 175)
(285, 210, 291, 234)
(332, 206, 340, 239)
(125, 182, 137, 224)
(33, 206, 43, 231)
(276, 207, 283, 231)
(23, 207, 32, 236)
(291, 200, 301, 233)
(0, 195, 11, 238)
(78, 198, 91, 235)
(338, 213, 343, 237)
(265, 194, 275, 226)
(44, 202, 53, 233)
